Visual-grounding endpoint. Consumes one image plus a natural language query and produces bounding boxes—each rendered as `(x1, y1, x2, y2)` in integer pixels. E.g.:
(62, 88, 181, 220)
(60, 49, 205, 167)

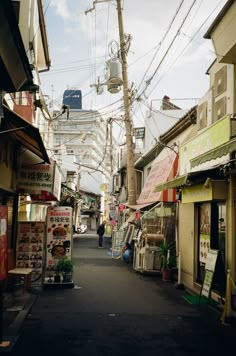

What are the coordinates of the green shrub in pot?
(56, 258, 74, 282)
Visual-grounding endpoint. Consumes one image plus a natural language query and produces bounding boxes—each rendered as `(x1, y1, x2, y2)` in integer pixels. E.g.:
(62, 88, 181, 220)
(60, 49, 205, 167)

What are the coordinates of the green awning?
(191, 139, 236, 168)
(154, 175, 188, 192)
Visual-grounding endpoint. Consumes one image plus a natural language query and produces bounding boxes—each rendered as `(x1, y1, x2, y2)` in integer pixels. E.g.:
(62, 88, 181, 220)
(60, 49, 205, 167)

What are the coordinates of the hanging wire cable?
(136, 0, 186, 93)
(134, 0, 198, 101)
(146, 0, 225, 97)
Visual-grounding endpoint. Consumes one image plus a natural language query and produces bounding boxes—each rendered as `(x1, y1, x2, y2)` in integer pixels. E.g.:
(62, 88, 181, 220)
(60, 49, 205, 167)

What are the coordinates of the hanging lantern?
(135, 210, 140, 221)
(119, 204, 125, 211)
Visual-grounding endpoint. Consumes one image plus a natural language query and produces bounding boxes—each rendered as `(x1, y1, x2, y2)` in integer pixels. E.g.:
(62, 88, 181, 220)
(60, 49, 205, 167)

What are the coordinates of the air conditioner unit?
(214, 97, 226, 121)
(214, 66, 227, 97)
(197, 101, 207, 130)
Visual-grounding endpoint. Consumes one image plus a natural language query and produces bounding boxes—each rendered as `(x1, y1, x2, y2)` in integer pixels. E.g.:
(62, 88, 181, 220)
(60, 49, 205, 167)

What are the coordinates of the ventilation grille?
(214, 66, 227, 97)
(197, 101, 207, 130)
(214, 97, 226, 121)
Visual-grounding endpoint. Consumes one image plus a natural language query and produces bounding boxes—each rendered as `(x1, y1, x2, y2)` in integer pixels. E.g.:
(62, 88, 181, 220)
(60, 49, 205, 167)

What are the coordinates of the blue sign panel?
(63, 90, 82, 109)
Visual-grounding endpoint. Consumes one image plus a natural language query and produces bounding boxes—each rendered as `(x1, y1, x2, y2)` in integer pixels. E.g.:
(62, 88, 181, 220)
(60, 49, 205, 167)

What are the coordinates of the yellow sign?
(179, 116, 229, 175)
(100, 183, 107, 192)
(182, 183, 212, 203)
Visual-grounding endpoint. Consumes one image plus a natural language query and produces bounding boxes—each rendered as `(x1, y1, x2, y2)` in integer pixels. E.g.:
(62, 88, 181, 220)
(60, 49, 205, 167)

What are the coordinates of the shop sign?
(179, 116, 229, 175)
(0, 206, 7, 281)
(182, 183, 212, 203)
(17, 159, 61, 201)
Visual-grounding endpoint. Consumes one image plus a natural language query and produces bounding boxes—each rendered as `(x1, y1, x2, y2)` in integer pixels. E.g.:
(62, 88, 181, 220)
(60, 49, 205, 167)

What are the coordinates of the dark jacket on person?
(97, 223, 105, 235)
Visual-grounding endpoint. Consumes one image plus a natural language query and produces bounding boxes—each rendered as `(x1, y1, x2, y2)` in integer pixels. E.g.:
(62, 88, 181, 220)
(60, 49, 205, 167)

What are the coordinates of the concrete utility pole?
(117, 0, 137, 206)
(85, 0, 137, 207)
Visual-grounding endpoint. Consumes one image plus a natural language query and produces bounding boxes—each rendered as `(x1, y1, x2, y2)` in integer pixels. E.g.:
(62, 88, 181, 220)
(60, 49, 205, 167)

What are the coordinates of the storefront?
(124, 148, 178, 273)
(180, 178, 227, 297)
(0, 106, 50, 248)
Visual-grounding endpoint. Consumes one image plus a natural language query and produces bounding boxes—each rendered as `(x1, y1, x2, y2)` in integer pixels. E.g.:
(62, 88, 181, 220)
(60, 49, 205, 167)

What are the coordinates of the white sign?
(17, 160, 61, 200)
(205, 249, 218, 272)
(45, 206, 72, 272)
(201, 270, 214, 298)
(0, 218, 6, 236)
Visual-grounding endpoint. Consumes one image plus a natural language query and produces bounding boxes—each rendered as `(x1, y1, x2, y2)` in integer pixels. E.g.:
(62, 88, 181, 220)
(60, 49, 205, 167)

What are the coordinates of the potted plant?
(159, 240, 176, 281)
(56, 258, 74, 283)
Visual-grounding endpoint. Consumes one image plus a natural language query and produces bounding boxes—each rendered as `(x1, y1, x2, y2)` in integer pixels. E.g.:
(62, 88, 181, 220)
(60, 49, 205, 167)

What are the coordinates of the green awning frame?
(154, 175, 188, 192)
(191, 139, 236, 168)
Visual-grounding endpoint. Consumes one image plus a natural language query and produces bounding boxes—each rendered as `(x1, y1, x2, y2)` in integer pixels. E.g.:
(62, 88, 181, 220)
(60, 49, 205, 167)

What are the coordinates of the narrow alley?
(7, 234, 236, 356)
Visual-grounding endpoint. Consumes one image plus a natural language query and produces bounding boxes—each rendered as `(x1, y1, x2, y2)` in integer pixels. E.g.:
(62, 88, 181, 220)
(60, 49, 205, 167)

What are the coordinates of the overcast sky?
(41, 0, 227, 140)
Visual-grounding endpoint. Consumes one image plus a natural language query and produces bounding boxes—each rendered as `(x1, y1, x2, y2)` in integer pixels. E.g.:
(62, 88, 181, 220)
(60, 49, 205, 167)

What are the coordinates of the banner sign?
(45, 206, 72, 272)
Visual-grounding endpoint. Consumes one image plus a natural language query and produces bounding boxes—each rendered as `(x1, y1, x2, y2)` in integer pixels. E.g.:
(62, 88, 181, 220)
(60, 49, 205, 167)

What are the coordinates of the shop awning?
(191, 138, 236, 168)
(137, 150, 178, 205)
(0, 0, 34, 92)
(125, 202, 154, 210)
(154, 175, 188, 192)
(1, 104, 50, 164)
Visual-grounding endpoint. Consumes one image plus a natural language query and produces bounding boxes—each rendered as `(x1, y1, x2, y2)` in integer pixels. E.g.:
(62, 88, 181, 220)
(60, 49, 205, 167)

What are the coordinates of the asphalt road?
(10, 233, 236, 355)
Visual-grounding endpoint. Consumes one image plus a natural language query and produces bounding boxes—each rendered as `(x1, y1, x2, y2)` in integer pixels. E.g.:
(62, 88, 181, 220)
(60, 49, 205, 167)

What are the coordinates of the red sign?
(0, 206, 8, 281)
(135, 211, 140, 221)
(119, 204, 125, 211)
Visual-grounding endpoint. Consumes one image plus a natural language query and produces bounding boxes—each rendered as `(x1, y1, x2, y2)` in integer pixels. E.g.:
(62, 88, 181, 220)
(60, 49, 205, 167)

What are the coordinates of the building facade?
(51, 97, 116, 227)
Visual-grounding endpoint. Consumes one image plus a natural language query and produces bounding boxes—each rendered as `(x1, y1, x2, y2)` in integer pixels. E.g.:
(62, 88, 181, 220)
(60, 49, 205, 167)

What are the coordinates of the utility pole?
(108, 118, 113, 175)
(116, 0, 136, 206)
(85, 0, 137, 207)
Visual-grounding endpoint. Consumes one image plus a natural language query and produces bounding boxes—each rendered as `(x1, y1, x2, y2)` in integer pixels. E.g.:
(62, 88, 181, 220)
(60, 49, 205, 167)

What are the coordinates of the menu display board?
(17, 221, 45, 284)
(201, 249, 219, 299)
(45, 206, 72, 273)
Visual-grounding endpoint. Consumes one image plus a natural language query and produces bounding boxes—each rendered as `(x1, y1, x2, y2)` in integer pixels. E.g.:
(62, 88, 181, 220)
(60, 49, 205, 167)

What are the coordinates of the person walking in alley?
(97, 221, 106, 248)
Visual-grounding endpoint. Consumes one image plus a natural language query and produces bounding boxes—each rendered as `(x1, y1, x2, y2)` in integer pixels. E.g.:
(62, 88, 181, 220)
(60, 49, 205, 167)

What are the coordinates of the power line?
(136, 0, 186, 93)
(135, 0, 198, 101)
(146, 0, 225, 97)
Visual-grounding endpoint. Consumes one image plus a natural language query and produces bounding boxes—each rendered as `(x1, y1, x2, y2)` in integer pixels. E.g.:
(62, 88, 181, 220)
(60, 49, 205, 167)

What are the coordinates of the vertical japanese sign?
(45, 207, 72, 272)
(0, 206, 7, 281)
(16, 222, 45, 284)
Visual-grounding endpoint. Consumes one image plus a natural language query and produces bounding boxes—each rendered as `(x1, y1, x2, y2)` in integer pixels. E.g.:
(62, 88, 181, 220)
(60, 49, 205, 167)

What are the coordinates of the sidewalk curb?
(5, 294, 37, 337)
(1, 294, 37, 352)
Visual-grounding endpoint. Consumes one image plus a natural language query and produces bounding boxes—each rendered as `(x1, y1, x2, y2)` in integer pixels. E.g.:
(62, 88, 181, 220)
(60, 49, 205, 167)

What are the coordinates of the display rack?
(133, 220, 164, 273)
